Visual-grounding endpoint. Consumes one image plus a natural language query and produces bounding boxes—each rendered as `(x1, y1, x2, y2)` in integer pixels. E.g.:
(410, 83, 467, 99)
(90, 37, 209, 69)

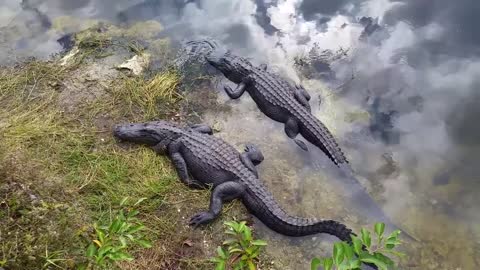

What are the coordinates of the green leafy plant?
(212, 221, 268, 270)
(311, 222, 405, 270)
(84, 197, 152, 269)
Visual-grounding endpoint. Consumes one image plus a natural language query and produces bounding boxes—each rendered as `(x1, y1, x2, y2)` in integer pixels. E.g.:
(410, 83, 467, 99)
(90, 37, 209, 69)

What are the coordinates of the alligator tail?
(295, 110, 349, 167)
(241, 189, 354, 242)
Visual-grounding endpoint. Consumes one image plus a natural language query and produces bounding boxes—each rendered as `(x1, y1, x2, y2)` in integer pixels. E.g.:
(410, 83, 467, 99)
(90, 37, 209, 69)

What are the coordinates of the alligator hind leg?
(168, 140, 205, 189)
(189, 181, 246, 227)
(285, 118, 308, 151)
(294, 84, 312, 112)
(296, 84, 311, 101)
(240, 143, 265, 177)
(294, 91, 311, 112)
(189, 123, 213, 135)
(223, 76, 253, 99)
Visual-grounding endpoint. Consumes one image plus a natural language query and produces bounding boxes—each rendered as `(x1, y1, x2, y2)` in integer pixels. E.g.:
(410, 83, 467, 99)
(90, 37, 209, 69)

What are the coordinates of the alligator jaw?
(113, 123, 160, 146)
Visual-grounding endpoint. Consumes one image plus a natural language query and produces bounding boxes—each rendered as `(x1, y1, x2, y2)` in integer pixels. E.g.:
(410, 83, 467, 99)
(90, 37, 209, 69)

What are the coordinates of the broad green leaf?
(352, 236, 363, 255)
(127, 210, 140, 218)
(107, 251, 134, 261)
(361, 228, 371, 248)
(243, 227, 252, 241)
(347, 259, 361, 269)
(98, 246, 113, 258)
(238, 221, 246, 233)
(386, 230, 401, 241)
(247, 260, 256, 270)
(109, 218, 122, 233)
(133, 197, 147, 206)
(250, 248, 260, 259)
(311, 257, 322, 270)
(215, 260, 226, 270)
(86, 244, 97, 257)
(222, 239, 237, 245)
(251, 240, 267, 246)
(373, 252, 394, 267)
(128, 224, 145, 234)
(374, 223, 385, 238)
(333, 242, 345, 265)
(342, 242, 354, 260)
(136, 239, 153, 248)
(217, 247, 227, 259)
(224, 221, 237, 228)
(322, 258, 334, 270)
(360, 255, 388, 270)
(228, 248, 243, 254)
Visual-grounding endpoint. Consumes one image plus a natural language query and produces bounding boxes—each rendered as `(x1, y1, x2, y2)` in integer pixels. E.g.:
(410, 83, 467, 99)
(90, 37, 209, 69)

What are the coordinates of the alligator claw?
(294, 139, 309, 151)
(223, 85, 232, 92)
(189, 211, 214, 227)
(244, 143, 255, 152)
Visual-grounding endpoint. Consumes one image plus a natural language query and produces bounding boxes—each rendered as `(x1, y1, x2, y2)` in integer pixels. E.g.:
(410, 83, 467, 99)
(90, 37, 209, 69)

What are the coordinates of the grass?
(0, 45, 232, 269)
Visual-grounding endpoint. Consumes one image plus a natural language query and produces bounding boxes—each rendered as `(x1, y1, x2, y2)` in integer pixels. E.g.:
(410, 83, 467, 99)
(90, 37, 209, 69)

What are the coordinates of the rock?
(117, 53, 151, 75)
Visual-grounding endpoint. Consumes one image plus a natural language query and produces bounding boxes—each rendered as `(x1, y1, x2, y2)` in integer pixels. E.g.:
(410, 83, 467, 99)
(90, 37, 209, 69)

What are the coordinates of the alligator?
(204, 47, 350, 170)
(113, 120, 356, 241)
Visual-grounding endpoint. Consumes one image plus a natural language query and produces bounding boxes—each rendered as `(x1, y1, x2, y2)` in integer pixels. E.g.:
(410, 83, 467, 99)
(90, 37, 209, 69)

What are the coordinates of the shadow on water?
(1, 0, 480, 269)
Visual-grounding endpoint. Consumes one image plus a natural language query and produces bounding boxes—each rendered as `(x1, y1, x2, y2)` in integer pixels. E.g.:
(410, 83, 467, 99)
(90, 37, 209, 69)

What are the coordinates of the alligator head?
(206, 49, 253, 84)
(113, 120, 182, 146)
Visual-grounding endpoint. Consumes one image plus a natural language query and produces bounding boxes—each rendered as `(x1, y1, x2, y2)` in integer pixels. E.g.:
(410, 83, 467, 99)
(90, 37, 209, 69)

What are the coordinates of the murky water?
(2, 1, 479, 269)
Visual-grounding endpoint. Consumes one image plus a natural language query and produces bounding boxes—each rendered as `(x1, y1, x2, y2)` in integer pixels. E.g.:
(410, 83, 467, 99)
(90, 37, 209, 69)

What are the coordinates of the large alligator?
(204, 48, 350, 170)
(113, 120, 355, 241)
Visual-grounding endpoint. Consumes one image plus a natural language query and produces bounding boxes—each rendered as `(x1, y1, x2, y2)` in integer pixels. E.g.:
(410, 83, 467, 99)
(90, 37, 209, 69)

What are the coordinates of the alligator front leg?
(285, 118, 309, 151)
(223, 76, 253, 99)
(168, 140, 205, 189)
(189, 181, 246, 227)
(240, 143, 264, 177)
(189, 123, 213, 135)
(152, 138, 171, 155)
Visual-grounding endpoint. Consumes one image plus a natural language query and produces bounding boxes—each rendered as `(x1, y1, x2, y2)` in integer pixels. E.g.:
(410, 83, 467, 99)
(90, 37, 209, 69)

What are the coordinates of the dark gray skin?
(113, 120, 355, 240)
(205, 49, 348, 168)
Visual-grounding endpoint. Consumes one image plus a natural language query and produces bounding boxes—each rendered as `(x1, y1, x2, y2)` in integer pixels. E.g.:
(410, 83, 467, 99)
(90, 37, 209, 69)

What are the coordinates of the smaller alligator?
(113, 120, 356, 241)
(204, 47, 350, 170)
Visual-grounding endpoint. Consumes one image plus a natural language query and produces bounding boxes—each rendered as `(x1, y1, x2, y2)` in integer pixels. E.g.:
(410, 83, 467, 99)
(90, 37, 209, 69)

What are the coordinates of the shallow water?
(2, 1, 479, 269)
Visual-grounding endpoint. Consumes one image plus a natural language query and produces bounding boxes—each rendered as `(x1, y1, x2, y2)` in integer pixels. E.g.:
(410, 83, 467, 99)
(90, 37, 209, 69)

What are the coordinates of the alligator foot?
(189, 211, 215, 227)
(190, 123, 214, 135)
(294, 139, 309, 151)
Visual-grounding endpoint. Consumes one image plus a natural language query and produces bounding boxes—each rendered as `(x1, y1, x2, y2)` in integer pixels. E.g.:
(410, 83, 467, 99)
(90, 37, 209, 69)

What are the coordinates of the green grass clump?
(113, 71, 182, 120)
(0, 53, 218, 269)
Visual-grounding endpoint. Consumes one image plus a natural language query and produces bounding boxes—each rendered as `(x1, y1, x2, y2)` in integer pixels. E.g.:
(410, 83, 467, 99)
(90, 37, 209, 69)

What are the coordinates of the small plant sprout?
(311, 222, 405, 270)
(212, 221, 268, 270)
(84, 197, 152, 269)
